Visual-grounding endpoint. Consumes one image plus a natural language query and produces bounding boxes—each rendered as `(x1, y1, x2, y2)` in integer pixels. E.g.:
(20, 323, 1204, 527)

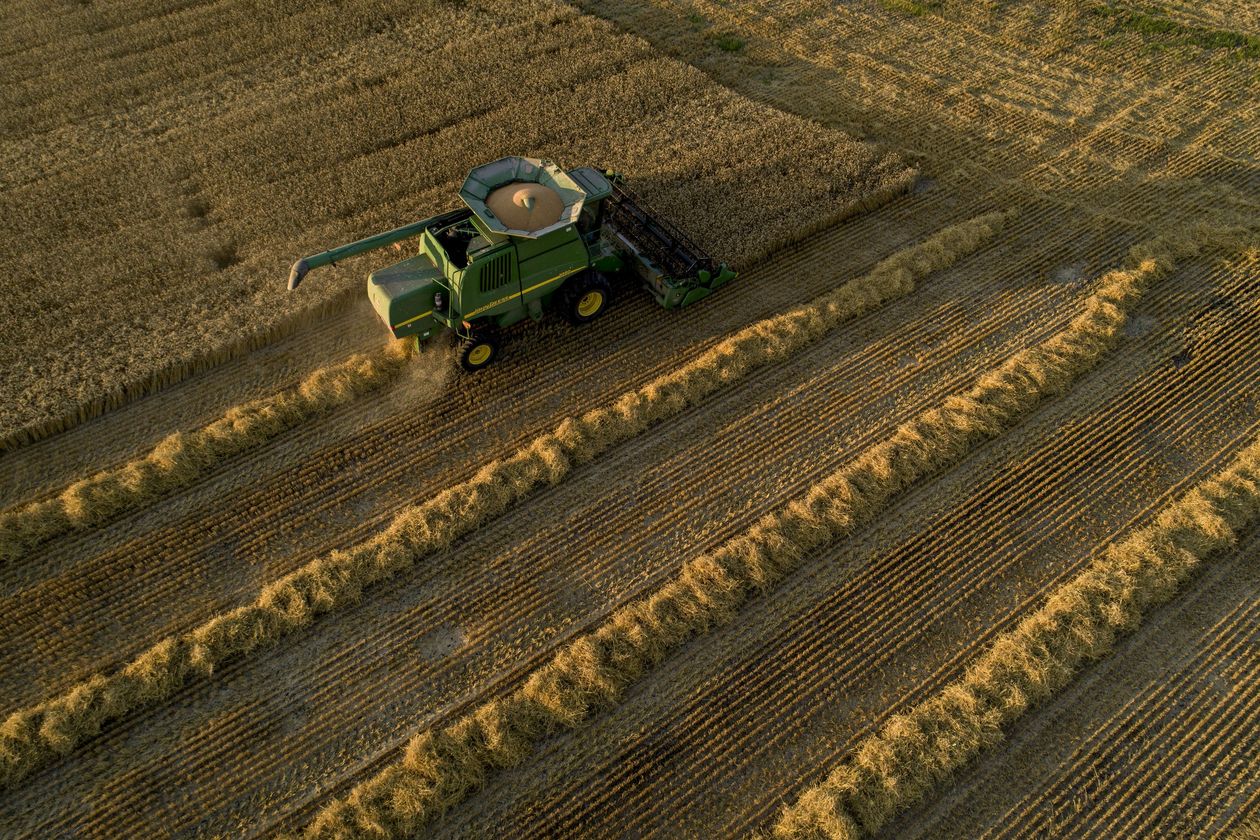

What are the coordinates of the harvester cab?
(287, 156, 736, 372)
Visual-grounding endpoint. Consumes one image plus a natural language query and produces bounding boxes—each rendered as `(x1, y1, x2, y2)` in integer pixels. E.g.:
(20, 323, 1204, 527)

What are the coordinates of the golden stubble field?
(1, 0, 1258, 838)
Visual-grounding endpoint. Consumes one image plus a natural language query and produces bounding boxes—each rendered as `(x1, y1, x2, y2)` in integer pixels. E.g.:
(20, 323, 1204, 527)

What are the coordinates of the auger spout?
(287, 209, 466, 290)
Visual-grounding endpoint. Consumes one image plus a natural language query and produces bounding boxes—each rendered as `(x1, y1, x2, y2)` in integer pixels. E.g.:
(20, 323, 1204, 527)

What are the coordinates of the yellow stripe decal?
(463, 267, 584, 320)
(393, 310, 433, 329)
(463, 291, 522, 321)
(521, 267, 583, 296)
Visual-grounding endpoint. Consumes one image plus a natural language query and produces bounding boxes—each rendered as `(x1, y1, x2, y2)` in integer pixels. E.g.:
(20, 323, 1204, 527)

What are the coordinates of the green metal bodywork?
(287, 156, 737, 350)
(364, 211, 621, 341)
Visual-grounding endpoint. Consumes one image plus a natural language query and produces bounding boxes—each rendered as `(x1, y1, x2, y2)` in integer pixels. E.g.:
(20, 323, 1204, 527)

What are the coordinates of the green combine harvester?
(288, 156, 737, 371)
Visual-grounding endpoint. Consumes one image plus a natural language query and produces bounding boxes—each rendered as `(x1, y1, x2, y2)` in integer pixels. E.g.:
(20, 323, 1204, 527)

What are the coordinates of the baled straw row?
(0, 214, 1006, 790)
(772, 433, 1260, 840)
(295, 236, 1179, 838)
(0, 340, 413, 564)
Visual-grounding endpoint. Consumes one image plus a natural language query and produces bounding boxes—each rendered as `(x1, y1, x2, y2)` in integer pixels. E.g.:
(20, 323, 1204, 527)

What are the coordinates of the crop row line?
(773, 361, 1260, 839)
(0, 213, 1007, 792)
(291, 224, 1244, 837)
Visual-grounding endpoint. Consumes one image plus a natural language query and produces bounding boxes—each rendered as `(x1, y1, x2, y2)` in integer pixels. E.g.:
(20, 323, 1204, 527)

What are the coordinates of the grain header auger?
(287, 156, 737, 372)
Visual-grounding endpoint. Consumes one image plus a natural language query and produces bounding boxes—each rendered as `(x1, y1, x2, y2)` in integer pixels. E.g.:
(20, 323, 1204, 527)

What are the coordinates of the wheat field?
(1, 0, 1258, 838)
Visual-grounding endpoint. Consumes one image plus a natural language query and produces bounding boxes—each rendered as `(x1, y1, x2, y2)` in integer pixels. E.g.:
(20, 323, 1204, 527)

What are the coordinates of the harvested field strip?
(9, 214, 1174, 840)
(885, 522, 1260, 840)
(519, 260, 1260, 837)
(772, 440, 1260, 840)
(0, 185, 973, 709)
(0, 341, 415, 564)
(984, 591, 1260, 839)
(773, 500, 1260, 840)
(1092, 4, 1260, 60)
(1158, 1, 1260, 37)
(0, 216, 1001, 791)
(1014, 566, 1260, 836)
(7, 210, 1043, 836)
(501, 250, 1259, 836)
(612, 0, 1260, 219)
(600, 0, 1080, 177)
(47, 226, 1095, 839)
(0, 296, 699, 667)
(296, 235, 1185, 837)
(436, 278, 1068, 647)
(726, 434, 1258, 839)
(121, 242, 1078, 838)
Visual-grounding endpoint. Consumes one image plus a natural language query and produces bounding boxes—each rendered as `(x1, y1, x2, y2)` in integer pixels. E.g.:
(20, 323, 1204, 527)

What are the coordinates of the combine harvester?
(288, 156, 737, 371)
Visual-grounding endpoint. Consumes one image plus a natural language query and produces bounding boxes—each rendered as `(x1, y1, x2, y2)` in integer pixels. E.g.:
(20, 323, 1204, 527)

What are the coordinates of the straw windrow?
(0, 341, 414, 564)
(772, 432, 1260, 840)
(296, 232, 1208, 838)
(1231, 816, 1260, 840)
(0, 214, 1005, 791)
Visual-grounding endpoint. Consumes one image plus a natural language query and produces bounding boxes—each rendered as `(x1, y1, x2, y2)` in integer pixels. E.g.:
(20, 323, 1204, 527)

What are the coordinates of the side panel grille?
(478, 251, 513, 293)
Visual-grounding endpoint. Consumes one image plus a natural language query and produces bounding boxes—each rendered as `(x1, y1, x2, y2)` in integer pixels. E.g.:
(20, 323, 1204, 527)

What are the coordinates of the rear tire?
(458, 327, 500, 373)
(560, 270, 612, 325)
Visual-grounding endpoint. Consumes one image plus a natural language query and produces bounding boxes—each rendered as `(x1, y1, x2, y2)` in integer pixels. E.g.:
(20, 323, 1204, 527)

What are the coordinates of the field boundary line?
(772, 404, 1260, 838)
(0, 285, 366, 454)
(0, 213, 1007, 791)
(289, 227, 1251, 838)
(0, 341, 420, 565)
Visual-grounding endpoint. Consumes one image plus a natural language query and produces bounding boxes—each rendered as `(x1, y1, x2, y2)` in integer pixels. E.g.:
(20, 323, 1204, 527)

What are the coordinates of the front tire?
(458, 327, 500, 373)
(560, 271, 612, 325)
